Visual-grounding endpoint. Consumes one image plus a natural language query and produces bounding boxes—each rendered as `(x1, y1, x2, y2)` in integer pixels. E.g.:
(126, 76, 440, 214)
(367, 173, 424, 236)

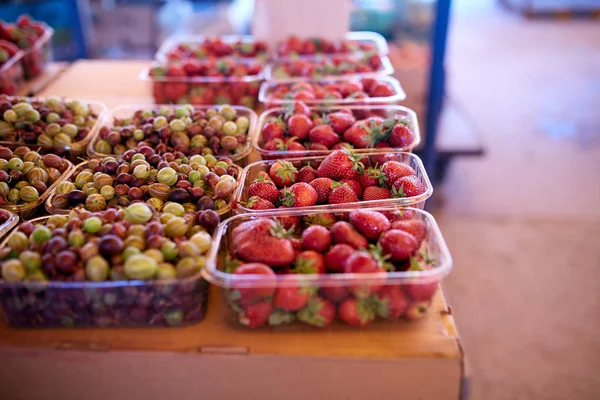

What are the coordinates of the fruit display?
(0, 41, 25, 95)
(157, 35, 269, 62)
(0, 146, 73, 216)
(0, 209, 18, 239)
(253, 103, 419, 158)
(266, 54, 393, 80)
(47, 152, 241, 217)
(259, 76, 405, 107)
(274, 32, 387, 58)
(203, 206, 452, 328)
(88, 104, 256, 162)
(0, 204, 214, 328)
(236, 150, 431, 212)
(0, 95, 105, 160)
(0, 15, 53, 79)
(142, 59, 263, 108)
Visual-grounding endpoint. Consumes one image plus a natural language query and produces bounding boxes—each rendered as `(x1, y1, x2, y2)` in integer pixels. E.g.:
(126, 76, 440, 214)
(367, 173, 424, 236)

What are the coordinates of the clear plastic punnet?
(273, 31, 389, 59)
(203, 206, 452, 329)
(22, 24, 54, 80)
(0, 51, 25, 95)
(0, 210, 18, 240)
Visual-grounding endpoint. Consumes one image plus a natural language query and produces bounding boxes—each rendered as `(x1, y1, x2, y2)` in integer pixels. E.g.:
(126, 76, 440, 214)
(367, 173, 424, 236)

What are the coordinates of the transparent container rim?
(272, 31, 389, 60)
(258, 75, 406, 105)
(155, 34, 268, 63)
(0, 211, 19, 238)
(252, 104, 421, 157)
(233, 150, 432, 214)
(0, 50, 25, 74)
(0, 214, 205, 290)
(202, 206, 452, 288)
(139, 62, 265, 83)
(30, 24, 54, 52)
(264, 55, 394, 81)
(86, 103, 258, 162)
(45, 159, 243, 217)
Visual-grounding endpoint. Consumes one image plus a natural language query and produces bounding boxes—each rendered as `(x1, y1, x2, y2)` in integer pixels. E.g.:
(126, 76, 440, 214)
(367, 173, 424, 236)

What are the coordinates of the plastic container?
(0, 215, 209, 329)
(273, 31, 389, 59)
(155, 34, 270, 63)
(203, 206, 452, 329)
(234, 151, 432, 213)
(0, 51, 25, 95)
(265, 54, 394, 81)
(0, 96, 107, 162)
(259, 76, 406, 107)
(0, 210, 18, 240)
(0, 158, 74, 220)
(139, 60, 264, 109)
(86, 104, 258, 165)
(253, 105, 420, 159)
(22, 24, 54, 80)
(45, 159, 243, 218)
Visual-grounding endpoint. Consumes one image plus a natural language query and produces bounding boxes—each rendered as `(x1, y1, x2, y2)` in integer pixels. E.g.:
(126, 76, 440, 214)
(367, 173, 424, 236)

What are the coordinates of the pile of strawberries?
(0, 15, 49, 79)
(227, 209, 435, 328)
(243, 149, 426, 211)
(275, 36, 378, 57)
(0, 40, 23, 95)
(258, 101, 415, 154)
(164, 38, 269, 61)
(269, 54, 386, 79)
(264, 78, 397, 104)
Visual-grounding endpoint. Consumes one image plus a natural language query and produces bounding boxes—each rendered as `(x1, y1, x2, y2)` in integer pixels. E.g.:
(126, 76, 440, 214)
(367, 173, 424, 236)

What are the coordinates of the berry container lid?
(273, 31, 389, 59)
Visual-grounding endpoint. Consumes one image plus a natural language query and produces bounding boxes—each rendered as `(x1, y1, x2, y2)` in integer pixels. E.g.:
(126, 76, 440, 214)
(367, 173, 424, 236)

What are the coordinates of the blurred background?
(1, 0, 600, 399)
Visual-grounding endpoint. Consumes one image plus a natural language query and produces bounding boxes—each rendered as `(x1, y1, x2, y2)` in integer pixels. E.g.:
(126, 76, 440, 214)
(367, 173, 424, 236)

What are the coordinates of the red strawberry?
(239, 301, 273, 328)
(316, 150, 364, 180)
(339, 81, 364, 97)
(388, 124, 414, 148)
(328, 183, 358, 204)
(297, 165, 318, 183)
(362, 186, 391, 201)
(392, 175, 426, 198)
(382, 208, 417, 222)
(286, 138, 307, 152)
(339, 298, 375, 327)
(340, 178, 363, 198)
(301, 225, 332, 253)
(298, 297, 336, 327)
(262, 121, 285, 143)
(331, 142, 354, 150)
(405, 258, 438, 301)
(302, 212, 336, 228)
(275, 206, 301, 231)
(320, 286, 349, 303)
(391, 220, 427, 244)
(309, 177, 334, 204)
(379, 229, 419, 261)
(342, 122, 372, 148)
(274, 285, 312, 311)
(330, 221, 368, 249)
(292, 101, 311, 116)
(357, 166, 388, 189)
(349, 209, 391, 241)
(245, 196, 275, 210)
(295, 250, 326, 274)
(361, 77, 376, 92)
(381, 161, 415, 187)
(309, 125, 340, 148)
(309, 143, 329, 152)
(234, 219, 296, 266)
(344, 251, 378, 273)
(327, 112, 355, 134)
(231, 263, 276, 304)
(370, 81, 394, 97)
(325, 244, 354, 272)
(269, 160, 298, 187)
(405, 301, 430, 320)
(373, 285, 409, 319)
(294, 90, 315, 101)
(280, 182, 318, 207)
(248, 176, 279, 203)
(287, 114, 313, 140)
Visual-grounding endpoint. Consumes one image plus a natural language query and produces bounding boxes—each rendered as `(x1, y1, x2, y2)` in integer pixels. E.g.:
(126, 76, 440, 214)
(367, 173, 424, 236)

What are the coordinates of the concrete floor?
(437, 2, 600, 399)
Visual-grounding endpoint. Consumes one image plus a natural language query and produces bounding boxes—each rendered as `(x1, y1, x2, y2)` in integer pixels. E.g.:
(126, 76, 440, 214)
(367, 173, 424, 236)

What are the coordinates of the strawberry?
(388, 124, 414, 148)
(232, 218, 272, 243)
(405, 257, 438, 301)
(309, 125, 340, 148)
(320, 286, 349, 303)
(262, 121, 285, 143)
(405, 301, 430, 320)
(381, 161, 415, 187)
(245, 196, 275, 210)
(342, 122, 372, 148)
(297, 165, 318, 183)
(309, 177, 334, 204)
(325, 244, 354, 272)
(392, 175, 426, 198)
(340, 178, 363, 198)
(373, 285, 409, 319)
(344, 251, 379, 273)
(234, 219, 296, 267)
(349, 209, 391, 241)
(269, 160, 298, 187)
(287, 114, 313, 140)
(330, 221, 368, 249)
(231, 263, 276, 304)
(301, 225, 332, 253)
(339, 298, 375, 327)
(382, 208, 416, 222)
(274, 285, 312, 311)
(328, 183, 358, 204)
(239, 301, 273, 328)
(302, 212, 336, 228)
(298, 297, 336, 327)
(280, 182, 318, 207)
(294, 91, 316, 101)
(391, 220, 427, 244)
(285, 138, 307, 152)
(357, 166, 387, 189)
(309, 143, 329, 152)
(370, 81, 394, 97)
(316, 149, 364, 180)
(339, 81, 364, 97)
(361, 77, 376, 92)
(293, 101, 311, 116)
(275, 206, 301, 231)
(379, 229, 419, 261)
(331, 142, 354, 151)
(248, 176, 279, 203)
(295, 250, 326, 274)
(327, 112, 355, 134)
(362, 186, 391, 201)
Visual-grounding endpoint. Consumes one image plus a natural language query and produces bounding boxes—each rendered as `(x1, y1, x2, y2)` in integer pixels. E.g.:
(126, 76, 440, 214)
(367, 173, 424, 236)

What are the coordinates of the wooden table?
(1, 60, 467, 400)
